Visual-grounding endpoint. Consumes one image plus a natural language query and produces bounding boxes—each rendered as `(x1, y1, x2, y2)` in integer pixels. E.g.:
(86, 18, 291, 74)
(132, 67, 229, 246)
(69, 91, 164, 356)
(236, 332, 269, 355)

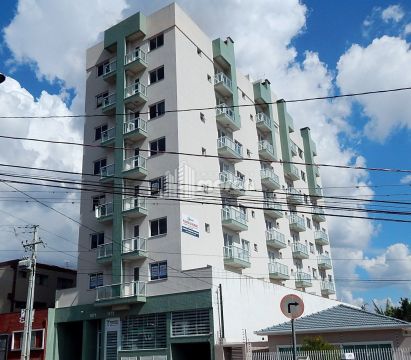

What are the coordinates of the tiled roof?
(258, 305, 411, 335)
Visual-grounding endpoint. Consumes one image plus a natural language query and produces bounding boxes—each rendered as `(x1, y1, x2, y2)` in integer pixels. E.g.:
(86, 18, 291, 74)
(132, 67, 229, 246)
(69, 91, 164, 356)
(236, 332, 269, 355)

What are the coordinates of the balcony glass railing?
(96, 280, 146, 301)
(264, 200, 282, 212)
(216, 103, 236, 121)
(268, 261, 289, 277)
(95, 202, 113, 219)
(219, 171, 245, 191)
(123, 116, 147, 135)
(256, 112, 272, 129)
(296, 271, 312, 283)
(123, 155, 147, 172)
(122, 197, 147, 212)
(289, 213, 306, 230)
(124, 48, 147, 65)
(318, 254, 332, 268)
(313, 207, 325, 217)
(214, 72, 232, 90)
(217, 136, 243, 157)
(102, 93, 116, 108)
(260, 168, 279, 185)
(101, 127, 115, 143)
(124, 83, 147, 99)
(97, 242, 112, 259)
(258, 140, 275, 155)
(314, 230, 329, 243)
(223, 245, 250, 263)
(103, 60, 116, 76)
(100, 164, 115, 179)
(321, 280, 335, 293)
(122, 237, 147, 254)
(221, 206, 247, 226)
(292, 242, 309, 256)
(266, 229, 286, 246)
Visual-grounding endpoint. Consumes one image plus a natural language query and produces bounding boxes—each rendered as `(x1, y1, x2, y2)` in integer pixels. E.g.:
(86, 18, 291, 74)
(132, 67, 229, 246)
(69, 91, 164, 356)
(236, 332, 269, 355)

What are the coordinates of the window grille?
(171, 309, 210, 337)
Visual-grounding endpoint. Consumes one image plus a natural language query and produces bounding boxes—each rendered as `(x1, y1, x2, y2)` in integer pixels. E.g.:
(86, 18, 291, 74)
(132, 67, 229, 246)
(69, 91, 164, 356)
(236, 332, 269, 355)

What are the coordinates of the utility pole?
(19, 225, 43, 360)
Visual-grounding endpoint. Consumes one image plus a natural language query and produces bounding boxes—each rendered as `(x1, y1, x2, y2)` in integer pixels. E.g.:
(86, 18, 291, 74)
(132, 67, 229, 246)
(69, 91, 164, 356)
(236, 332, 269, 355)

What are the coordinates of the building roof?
(0, 259, 76, 274)
(257, 304, 411, 335)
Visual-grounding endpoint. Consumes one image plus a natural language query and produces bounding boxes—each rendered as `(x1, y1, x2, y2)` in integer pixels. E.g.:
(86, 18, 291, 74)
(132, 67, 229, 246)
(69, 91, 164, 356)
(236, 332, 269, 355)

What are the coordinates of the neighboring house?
(0, 308, 48, 360)
(0, 259, 76, 313)
(256, 304, 411, 353)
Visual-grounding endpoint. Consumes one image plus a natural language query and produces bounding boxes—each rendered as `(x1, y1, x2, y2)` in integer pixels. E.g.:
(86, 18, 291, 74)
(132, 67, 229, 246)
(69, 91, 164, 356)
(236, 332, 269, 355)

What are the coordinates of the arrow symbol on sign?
(288, 302, 299, 313)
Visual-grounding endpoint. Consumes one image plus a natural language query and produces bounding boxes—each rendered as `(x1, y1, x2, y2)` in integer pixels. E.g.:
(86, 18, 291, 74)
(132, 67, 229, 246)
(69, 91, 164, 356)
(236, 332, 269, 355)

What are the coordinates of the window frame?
(150, 261, 168, 281)
(92, 195, 105, 211)
(96, 91, 108, 108)
(90, 232, 105, 249)
(150, 217, 167, 237)
(149, 137, 166, 156)
(149, 65, 165, 85)
(94, 124, 108, 141)
(93, 158, 107, 175)
(11, 329, 45, 351)
(149, 33, 164, 51)
(89, 272, 103, 290)
(150, 176, 166, 195)
(149, 100, 166, 119)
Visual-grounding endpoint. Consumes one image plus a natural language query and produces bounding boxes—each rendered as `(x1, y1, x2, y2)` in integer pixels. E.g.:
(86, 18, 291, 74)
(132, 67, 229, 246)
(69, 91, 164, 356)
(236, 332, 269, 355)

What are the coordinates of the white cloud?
(405, 23, 411, 35)
(400, 174, 411, 184)
(381, 5, 404, 23)
(337, 36, 411, 142)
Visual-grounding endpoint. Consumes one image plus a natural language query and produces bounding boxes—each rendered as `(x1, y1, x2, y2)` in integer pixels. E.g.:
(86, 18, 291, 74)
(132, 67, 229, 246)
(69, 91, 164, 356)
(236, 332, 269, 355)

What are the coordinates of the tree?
(373, 298, 411, 322)
(300, 336, 337, 351)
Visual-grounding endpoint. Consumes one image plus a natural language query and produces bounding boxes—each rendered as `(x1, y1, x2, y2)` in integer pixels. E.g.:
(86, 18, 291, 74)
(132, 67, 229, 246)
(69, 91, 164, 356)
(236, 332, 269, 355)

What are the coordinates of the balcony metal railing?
(124, 83, 147, 99)
(219, 171, 245, 191)
(123, 116, 147, 135)
(223, 245, 250, 263)
(256, 112, 272, 130)
(292, 242, 309, 257)
(268, 262, 289, 277)
(258, 140, 275, 155)
(314, 230, 329, 244)
(102, 93, 116, 108)
(264, 200, 283, 213)
(265, 229, 286, 247)
(95, 202, 113, 219)
(260, 168, 280, 186)
(96, 280, 146, 301)
(100, 164, 115, 179)
(318, 254, 332, 268)
(122, 197, 147, 212)
(124, 48, 147, 65)
(123, 155, 147, 172)
(97, 242, 112, 259)
(122, 237, 147, 254)
(221, 206, 247, 226)
(289, 213, 306, 230)
(296, 271, 312, 283)
(214, 72, 232, 90)
(321, 280, 335, 293)
(217, 136, 243, 157)
(216, 103, 238, 123)
(101, 127, 115, 143)
(103, 59, 117, 76)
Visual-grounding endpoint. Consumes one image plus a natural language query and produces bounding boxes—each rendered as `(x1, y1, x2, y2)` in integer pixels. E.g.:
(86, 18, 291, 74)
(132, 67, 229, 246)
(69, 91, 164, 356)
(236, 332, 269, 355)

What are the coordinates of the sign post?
(280, 294, 305, 360)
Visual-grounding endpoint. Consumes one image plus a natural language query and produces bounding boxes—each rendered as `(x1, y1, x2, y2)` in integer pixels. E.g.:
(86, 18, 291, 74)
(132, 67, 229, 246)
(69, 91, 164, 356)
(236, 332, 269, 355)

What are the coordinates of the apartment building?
(49, 4, 339, 360)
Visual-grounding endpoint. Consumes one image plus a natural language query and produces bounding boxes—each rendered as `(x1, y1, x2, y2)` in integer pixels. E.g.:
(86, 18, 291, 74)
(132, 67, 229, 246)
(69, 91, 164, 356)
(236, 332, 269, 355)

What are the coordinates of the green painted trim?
(300, 127, 317, 197)
(82, 320, 98, 360)
(277, 100, 295, 176)
(95, 295, 146, 307)
(45, 309, 56, 360)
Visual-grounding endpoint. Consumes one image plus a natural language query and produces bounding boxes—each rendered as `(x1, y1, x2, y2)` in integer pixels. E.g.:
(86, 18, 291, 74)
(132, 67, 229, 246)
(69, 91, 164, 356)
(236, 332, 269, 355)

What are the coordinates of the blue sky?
(0, 0, 410, 308)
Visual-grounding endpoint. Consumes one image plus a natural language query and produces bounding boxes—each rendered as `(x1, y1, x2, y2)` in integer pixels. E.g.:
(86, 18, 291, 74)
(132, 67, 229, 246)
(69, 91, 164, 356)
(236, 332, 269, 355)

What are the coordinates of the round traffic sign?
(280, 294, 304, 319)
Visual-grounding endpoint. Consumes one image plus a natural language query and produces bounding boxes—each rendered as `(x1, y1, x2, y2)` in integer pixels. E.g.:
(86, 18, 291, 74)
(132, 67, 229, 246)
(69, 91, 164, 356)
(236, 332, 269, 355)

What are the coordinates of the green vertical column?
(300, 127, 317, 197)
(276, 100, 293, 174)
(82, 321, 98, 360)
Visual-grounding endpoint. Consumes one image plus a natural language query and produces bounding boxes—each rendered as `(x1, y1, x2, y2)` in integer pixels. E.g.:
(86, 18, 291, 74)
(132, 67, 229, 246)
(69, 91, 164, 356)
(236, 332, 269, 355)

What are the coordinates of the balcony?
(122, 155, 147, 179)
(287, 187, 304, 205)
(321, 280, 336, 296)
(268, 262, 289, 280)
(292, 242, 309, 259)
(217, 137, 243, 162)
(101, 127, 115, 146)
(223, 245, 250, 269)
(102, 93, 116, 114)
(266, 229, 287, 249)
(122, 197, 147, 218)
(95, 202, 113, 222)
(313, 186, 323, 198)
(122, 237, 147, 260)
(290, 140, 298, 156)
(314, 230, 329, 245)
(100, 164, 115, 183)
(123, 115, 147, 141)
(219, 171, 245, 196)
(312, 207, 326, 222)
(102, 59, 116, 82)
(258, 140, 276, 161)
(317, 254, 332, 270)
(97, 243, 112, 263)
(214, 72, 232, 97)
(95, 280, 146, 306)
(124, 83, 147, 106)
(124, 48, 147, 75)
(284, 163, 300, 181)
(263, 200, 283, 218)
(216, 103, 240, 131)
(295, 272, 312, 288)
(221, 206, 248, 232)
(260, 168, 280, 190)
(289, 213, 306, 232)
(256, 112, 273, 132)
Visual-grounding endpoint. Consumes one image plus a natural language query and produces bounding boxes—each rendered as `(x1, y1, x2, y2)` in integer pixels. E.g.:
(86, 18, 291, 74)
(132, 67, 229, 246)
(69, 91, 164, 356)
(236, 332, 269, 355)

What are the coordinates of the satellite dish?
(0, 73, 5, 84)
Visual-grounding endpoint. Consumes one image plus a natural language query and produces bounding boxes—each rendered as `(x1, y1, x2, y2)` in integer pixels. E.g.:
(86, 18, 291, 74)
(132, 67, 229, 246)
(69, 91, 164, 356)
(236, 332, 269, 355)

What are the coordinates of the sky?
(0, 0, 410, 309)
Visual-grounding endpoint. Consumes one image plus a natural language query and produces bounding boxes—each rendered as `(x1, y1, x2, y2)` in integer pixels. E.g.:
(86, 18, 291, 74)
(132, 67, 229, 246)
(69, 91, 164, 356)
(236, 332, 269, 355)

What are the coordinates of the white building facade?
(48, 4, 339, 360)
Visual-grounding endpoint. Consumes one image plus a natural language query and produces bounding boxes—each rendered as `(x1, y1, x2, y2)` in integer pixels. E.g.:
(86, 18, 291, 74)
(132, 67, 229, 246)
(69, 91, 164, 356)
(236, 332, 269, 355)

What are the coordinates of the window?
(90, 232, 105, 249)
(247, 149, 251, 157)
(150, 137, 166, 156)
(301, 171, 306, 182)
(149, 33, 164, 51)
(205, 223, 210, 233)
(150, 217, 167, 236)
(171, 309, 210, 337)
(197, 47, 202, 56)
(97, 61, 109, 77)
(207, 74, 212, 82)
(92, 195, 105, 210)
(309, 242, 315, 254)
(254, 243, 258, 252)
(298, 148, 304, 159)
(241, 239, 250, 253)
(150, 261, 167, 280)
(93, 158, 107, 175)
(149, 66, 164, 84)
(149, 100, 165, 119)
(306, 218, 311, 229)
(57, 277, 74, 290)
(312, 268, 318, 279)
(251, 210, 255, 218)
(96, 91, 108, 108)
(250, 114, 253, 121)
(89, 273, 103, 289)
(150, 176, 166, 195)
(242, 92, 246, 99)
(94, 124, 107, 141)
(201, 147, 206, 155)
(11, 329, 44, 350)
(200, 112, 205, 122)
(35, 274, 48, 286)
